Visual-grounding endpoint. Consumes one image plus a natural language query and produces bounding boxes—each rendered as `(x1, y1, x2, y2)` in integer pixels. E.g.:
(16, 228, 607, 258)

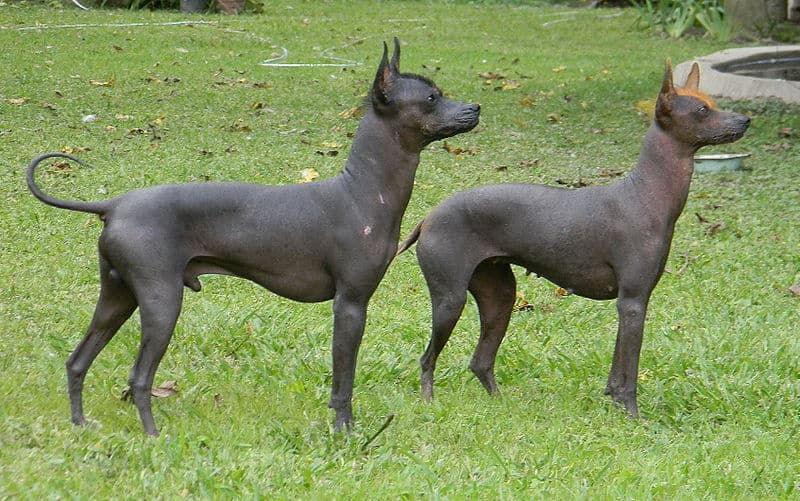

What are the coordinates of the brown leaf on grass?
(338, 106, 363, 120)
(229, 119, 251, 132)
(299, 168, 319, 183)
(443, 142, 478, 157)
(89, 78, 115, 87)
(519, 95, 537, 108)
(555, 287, 572, 297)
(779, 127, 793, 138)
(5, 97, 27, 105)
(788, 284, 800, 296)
(513, 292, 534, 312)
(498, 79, 520, 91)
(695, 212, 726, 236)
(546, 113, 561, 123)
(41, 102, 57, 111)
(126, 128, 148, 138)
(61, 146, 89, 154)
(151, 380, 178, 398)
(315, 150, 339, 157)
(214, 393, 223, 407)
(145, 76, 181, 85)
(48, 161, 73, 175)
(479, 72, 504, 84)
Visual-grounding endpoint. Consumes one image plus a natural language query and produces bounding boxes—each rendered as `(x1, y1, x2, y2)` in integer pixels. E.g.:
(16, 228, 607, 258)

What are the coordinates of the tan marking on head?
(675, 87, 718, 110)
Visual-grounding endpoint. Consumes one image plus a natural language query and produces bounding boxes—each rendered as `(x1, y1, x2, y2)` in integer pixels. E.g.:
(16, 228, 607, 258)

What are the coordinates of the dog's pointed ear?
(371, 40, 397, 107)
(683, 62, 701, 91)
(390, 37, 401, 73)
(660, 59, 676, 96)
(656, 59, 675, 121)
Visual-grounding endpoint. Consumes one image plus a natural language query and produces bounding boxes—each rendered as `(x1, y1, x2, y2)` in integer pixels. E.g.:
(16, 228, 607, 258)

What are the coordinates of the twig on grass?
(361, 413, 395, 451)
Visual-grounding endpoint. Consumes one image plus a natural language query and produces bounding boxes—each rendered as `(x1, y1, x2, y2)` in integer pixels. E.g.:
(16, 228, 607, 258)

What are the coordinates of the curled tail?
(27, 153, 110, 215)
(396, 220, 424, 256)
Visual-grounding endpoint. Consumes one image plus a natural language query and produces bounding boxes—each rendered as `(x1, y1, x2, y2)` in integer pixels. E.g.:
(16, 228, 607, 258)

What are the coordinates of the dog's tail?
(27, 153, 110, 215)
(396, 220, 424, 256)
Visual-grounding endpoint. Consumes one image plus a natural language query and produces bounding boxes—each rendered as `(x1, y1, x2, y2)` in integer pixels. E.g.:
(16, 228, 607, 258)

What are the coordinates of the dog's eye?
(697, 105, 709, 114)
(427, 94, 437, 103)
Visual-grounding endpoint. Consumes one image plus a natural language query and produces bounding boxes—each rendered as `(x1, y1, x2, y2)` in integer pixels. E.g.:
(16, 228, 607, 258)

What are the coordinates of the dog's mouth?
(448, 106, 481, 133)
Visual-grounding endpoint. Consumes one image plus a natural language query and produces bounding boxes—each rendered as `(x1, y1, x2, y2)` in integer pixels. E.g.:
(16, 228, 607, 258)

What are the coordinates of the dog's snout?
(739, 115, 751, 129)
(469, 103, 481, 113)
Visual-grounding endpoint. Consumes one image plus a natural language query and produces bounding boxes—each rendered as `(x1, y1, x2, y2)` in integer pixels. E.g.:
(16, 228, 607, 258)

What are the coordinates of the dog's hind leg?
(127, 276, 184, 437)
(419, 278, 470, 402)
(467, 260, 516, 395)
(67, 256, 137, 427)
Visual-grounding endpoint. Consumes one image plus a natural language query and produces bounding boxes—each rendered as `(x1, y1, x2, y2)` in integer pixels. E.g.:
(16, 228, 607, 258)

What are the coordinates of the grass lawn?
(1, 0, 799, 498)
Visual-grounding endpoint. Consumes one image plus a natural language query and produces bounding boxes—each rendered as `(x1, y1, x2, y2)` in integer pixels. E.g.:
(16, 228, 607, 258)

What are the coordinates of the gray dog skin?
(27, 38, 480, 436)
(397, 61, 749, 417)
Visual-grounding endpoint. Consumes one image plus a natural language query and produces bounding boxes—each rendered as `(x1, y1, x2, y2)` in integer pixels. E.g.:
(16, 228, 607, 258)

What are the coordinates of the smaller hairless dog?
(27, 39, 480, 436)
(397, 61, 749, 417)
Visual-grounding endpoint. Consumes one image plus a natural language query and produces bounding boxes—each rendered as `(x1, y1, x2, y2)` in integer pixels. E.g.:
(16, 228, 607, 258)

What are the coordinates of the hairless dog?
(28, 38, 480, 436)
(397, 61, 749, 417)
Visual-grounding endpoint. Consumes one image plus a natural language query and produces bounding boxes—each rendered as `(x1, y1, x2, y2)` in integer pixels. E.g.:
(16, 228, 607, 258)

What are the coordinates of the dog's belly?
(184, 257, 336, 303)
(516, 258, 619, 300)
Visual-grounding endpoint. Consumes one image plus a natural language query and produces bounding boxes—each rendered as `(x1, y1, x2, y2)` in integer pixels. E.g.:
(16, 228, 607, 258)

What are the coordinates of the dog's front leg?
(328, 291, 369, 433)
(604, 294, 650, 418)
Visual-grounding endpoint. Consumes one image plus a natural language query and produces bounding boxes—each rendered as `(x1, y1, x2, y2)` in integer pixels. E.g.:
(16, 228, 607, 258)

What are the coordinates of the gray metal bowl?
(693, 153, 751, 173)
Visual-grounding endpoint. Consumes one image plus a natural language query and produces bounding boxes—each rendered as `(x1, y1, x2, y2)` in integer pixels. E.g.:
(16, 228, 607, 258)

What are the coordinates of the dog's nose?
(471, 104, 481, 113)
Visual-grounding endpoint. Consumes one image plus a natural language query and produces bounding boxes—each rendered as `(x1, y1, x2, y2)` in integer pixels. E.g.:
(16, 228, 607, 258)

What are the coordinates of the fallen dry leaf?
(5, 97, 27, 105)
(513, 292, 534, 312)
(789, 284, 800, 297)
(151, 380, 178, 398)
(695, 212, 726, 236)
(546, 113, 561, 123)
(61, 146, 89, 154)
(299, 168, 319, 183)
(552, 65, 567, 73)
(126, 128, 148, 138)
(479, 71, 504, 84)
(229, 119, 251, 132)
(499, 79, 520, 91)
(442, 142, 478, 157)
(339, 106, 363, 119)
(779, 127, 793, 138)
(519, 95, 537, 108)
(89, 78, 115, 87)
(49, 161, 73, 174)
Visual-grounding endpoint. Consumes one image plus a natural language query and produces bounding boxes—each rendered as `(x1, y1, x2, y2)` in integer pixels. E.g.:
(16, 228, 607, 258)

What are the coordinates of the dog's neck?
(626, 122, 697, 222)
(337, 109, 421, 216)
